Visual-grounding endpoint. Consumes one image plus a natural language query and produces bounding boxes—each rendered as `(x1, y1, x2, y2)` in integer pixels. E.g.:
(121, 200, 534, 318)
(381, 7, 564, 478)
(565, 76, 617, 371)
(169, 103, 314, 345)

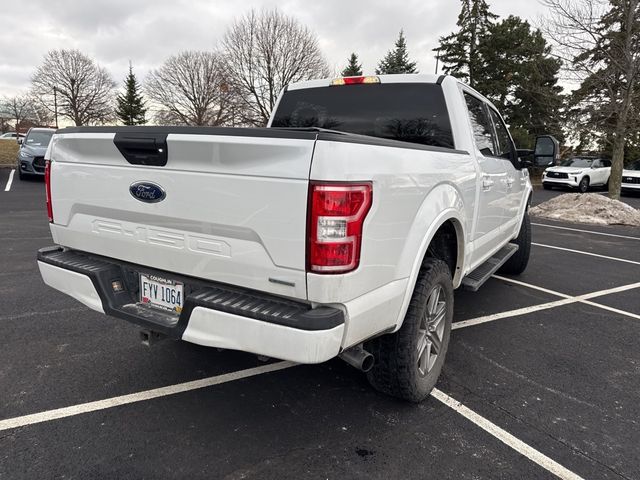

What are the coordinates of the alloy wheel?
(416, 285, 447, 376)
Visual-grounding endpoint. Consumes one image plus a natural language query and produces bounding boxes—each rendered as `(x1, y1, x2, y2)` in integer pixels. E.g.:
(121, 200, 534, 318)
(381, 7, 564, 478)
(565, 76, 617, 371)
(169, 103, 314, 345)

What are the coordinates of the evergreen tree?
(376, 31, 418, 74)
(436, 0, 497, 86)
(115, 63, 147, 125)
(475, 16, 564, 147)
(341, 53, 363, 76)
(568, 0, 640, 198)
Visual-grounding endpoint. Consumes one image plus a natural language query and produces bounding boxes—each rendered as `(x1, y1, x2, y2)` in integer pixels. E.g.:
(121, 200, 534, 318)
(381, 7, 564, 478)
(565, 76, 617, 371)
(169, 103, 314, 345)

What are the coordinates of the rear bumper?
(37, 246, 344, 364)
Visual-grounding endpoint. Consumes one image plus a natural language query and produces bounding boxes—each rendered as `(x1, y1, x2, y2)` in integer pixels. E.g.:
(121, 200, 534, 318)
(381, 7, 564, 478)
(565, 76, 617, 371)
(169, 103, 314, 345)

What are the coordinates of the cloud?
(0, 0, 543, 96)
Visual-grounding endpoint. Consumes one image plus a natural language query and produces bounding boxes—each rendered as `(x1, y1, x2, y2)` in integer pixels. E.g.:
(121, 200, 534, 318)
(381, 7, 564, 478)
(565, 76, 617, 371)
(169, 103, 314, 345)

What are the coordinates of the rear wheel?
(366, 258, 453, 402)
(498, 211, 531, 275)
(578, 177, 590, 193)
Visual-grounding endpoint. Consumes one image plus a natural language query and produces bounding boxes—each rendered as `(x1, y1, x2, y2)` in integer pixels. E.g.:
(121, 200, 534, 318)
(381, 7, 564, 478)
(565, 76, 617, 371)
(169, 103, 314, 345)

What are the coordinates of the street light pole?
(434, 50, 440, 75)
(53, 86, 58, 129)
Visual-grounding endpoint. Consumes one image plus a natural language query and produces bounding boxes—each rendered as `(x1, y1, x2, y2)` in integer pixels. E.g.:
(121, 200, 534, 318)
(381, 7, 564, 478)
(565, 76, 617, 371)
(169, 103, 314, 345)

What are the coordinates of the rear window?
(271, 83, 455, 149)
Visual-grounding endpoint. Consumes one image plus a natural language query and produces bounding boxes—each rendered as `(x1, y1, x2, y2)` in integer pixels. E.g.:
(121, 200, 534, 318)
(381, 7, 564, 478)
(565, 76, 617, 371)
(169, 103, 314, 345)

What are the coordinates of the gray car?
(17, 128, 56, 180)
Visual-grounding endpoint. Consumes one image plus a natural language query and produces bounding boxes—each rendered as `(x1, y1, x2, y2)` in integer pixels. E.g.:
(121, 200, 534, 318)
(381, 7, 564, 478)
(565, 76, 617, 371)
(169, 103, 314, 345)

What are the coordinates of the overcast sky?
(0, 0, 546, 96)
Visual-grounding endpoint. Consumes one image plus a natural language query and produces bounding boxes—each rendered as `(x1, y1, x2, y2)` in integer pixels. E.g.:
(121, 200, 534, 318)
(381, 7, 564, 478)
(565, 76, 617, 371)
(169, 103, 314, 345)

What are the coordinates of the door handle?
(482, 177, 494, 190)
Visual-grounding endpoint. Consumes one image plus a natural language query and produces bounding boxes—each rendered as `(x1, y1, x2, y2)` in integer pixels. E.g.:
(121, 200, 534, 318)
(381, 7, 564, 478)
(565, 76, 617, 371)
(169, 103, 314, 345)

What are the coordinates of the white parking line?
(532, 242, 640, 266)
(454, 279, 640, 329)
(492, 275, 572, 299)
(431, 388, 585, 480)
(0, 361, 295, 432)
(3, 169, 15, 192)
(0, 358, 586, 479)
(579, 299, 640, 321)
(532, 222, 640, 241)
(452, 298, 576, 330)
(494, 276, 640, 302)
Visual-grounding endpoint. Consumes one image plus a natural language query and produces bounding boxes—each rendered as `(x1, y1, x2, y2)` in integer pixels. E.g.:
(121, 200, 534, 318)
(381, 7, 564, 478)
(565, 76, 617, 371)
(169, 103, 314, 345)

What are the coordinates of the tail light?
(308, 182, 372, 274)
(45, 160, 53, 223)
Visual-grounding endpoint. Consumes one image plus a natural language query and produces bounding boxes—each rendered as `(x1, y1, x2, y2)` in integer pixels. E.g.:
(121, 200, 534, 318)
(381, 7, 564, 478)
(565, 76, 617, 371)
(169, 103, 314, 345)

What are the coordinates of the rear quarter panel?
(307, 139, 476, 303)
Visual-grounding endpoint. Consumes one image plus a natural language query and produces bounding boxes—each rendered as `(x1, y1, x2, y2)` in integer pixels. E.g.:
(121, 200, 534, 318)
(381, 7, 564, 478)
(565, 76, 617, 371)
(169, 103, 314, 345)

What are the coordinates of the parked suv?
(622, 160, 640, 195)
(542, 157, 611, 193)
(17, 128, 56, 180)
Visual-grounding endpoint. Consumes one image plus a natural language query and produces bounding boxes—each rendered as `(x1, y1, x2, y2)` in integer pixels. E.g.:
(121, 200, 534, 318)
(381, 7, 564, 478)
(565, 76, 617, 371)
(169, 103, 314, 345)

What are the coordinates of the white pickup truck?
(38, 74, 535, 402)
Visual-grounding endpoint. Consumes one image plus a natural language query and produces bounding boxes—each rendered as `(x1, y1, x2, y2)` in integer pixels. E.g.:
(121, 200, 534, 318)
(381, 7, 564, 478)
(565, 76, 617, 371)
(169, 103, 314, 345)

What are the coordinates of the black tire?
(543, 183, 552, 190)
(578, 176, 590, 193)
(18, 168, 27, 181)
(366, 258, 453, 402)
(498, 211, 531, 275)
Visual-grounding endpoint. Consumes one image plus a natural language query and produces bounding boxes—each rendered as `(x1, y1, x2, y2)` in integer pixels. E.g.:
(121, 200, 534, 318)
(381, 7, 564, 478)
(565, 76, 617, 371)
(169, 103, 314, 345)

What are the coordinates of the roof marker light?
(330, 76, 381, 86)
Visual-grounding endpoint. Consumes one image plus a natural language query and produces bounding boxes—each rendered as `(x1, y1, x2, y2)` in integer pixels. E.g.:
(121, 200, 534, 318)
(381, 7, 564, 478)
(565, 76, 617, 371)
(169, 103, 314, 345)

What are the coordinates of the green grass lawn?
(0, 141, 18, 167)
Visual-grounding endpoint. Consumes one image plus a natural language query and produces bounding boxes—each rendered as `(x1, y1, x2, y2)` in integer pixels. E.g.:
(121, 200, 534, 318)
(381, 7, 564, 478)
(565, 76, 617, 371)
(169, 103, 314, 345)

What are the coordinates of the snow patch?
(530, 193, 640, 226)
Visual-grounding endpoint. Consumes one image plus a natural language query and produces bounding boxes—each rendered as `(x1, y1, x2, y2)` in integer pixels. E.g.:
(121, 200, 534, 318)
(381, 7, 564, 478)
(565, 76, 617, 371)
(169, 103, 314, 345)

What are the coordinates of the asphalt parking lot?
(1, 167, 639, 480)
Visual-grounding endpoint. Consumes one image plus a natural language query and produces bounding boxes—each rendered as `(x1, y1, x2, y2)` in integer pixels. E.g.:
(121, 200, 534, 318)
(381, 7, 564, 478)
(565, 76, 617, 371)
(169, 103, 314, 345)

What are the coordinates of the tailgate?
(47, 127, 317, 300)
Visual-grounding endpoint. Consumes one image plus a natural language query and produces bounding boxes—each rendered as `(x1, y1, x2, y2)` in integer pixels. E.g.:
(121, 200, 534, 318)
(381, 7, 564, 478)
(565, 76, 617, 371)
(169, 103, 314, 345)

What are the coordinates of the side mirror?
(533, 135, 560, 167)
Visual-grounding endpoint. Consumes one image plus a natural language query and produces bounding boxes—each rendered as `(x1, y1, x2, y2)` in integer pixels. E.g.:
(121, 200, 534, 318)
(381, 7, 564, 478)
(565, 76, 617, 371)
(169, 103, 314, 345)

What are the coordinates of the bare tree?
(31, 49, 115, 126)
(27, 96, 55, 127)
(221, 8, 330, 126)
(145, 51, 232, 126)
(542, 0, 640, 199)
(1, 94, 31, 130)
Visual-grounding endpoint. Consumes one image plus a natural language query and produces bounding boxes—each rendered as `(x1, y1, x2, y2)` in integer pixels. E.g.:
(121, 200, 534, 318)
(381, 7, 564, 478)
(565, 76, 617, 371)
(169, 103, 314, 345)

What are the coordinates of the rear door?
(48, 128, 316, 300)
(592, 159, 611, 185)
(463, 92, 508, 261)
(486, 107, 525, 231)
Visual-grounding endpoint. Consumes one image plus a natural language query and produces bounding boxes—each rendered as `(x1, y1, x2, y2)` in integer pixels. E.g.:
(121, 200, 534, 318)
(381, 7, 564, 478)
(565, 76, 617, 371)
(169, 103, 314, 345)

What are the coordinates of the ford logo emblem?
(129, 181, 166, 203)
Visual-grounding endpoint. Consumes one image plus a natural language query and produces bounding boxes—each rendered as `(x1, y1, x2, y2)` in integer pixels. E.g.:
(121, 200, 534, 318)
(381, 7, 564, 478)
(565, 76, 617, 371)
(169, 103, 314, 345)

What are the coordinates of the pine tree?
(115, 63, 147, 125)
(475, 16, 564, 147)
(341, 53, 363, 76)
(376, 31, 418, 75)
(436, 0, 497, 86)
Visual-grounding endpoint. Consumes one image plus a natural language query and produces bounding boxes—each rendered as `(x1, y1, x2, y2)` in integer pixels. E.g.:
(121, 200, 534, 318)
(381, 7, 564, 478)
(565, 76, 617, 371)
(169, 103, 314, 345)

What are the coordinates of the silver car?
(17, 128, 56, 180)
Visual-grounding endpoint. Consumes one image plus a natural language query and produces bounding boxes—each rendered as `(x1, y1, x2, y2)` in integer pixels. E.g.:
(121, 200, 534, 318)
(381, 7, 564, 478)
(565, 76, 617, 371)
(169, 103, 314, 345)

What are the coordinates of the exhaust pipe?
(340, 345, 374, 372)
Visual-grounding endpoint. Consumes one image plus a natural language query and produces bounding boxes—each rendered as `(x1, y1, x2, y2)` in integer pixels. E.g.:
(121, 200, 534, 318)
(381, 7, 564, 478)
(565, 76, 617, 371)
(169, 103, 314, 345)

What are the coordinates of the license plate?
(140, 273, 183, 314)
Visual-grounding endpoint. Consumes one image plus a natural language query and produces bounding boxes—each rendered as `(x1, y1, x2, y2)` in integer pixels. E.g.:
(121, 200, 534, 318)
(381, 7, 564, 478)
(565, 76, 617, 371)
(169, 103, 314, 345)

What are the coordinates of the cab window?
(464, 93, 495, 156)
(487, 108, 515, 161)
